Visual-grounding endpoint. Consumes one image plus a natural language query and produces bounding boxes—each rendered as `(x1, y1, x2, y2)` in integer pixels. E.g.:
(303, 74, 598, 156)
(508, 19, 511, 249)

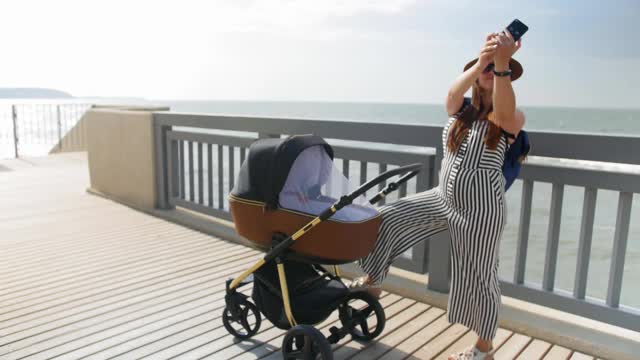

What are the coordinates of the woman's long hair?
(447, 81, 503, 153)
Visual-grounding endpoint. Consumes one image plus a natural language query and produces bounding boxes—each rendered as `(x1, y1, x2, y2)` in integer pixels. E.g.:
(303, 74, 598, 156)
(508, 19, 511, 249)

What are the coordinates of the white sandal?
(448, 346, 493, 360)
(348, 276, 382, 298)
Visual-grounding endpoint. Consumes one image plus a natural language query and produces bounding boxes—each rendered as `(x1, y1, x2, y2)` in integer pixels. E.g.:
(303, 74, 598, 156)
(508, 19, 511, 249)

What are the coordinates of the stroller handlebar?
(368, 167, 420, 205)
(346, 163, 423, 204)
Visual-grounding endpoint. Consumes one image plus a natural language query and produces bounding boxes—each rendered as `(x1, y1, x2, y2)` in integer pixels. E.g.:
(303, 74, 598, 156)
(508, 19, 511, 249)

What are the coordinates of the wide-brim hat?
(464, 58, 523, 81)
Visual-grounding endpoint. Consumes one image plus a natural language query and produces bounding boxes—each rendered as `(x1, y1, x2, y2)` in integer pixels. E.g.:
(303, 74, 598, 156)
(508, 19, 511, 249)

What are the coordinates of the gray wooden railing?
(0, 103, 93, 158)
(153, 112, 640, 332)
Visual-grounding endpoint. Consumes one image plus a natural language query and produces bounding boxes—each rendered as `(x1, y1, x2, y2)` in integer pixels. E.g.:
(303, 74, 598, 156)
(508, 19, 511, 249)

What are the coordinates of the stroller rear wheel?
(282, 325, 333, 360)
(222, 298, 261, 339)
(339, 291, 386, 341)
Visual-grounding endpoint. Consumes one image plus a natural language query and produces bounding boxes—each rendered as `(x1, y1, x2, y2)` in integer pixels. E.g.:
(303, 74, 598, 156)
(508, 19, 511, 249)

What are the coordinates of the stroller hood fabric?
(232, 135, 333, 209)
(278, 145, 378, 222)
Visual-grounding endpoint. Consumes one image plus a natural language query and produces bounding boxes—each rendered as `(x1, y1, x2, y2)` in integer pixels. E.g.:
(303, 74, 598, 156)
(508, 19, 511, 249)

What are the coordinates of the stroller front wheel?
(222, 298, 261, 339)
(282, 325, 333, 360)
(339, 291, 386, 341)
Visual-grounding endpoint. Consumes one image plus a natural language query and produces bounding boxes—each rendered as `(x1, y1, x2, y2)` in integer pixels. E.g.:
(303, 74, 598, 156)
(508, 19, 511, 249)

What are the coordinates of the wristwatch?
(493, 69, 512, 77)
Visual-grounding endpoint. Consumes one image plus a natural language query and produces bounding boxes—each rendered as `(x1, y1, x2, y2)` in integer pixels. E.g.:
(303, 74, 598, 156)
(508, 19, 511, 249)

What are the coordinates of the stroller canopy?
(232, 135, 333, 209)
(232, 135, 378, 222)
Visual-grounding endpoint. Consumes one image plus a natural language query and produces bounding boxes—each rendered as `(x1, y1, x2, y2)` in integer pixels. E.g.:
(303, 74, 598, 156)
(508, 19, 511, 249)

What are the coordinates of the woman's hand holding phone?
(477, 33, 499, 70)
(494, 30, 521, 69)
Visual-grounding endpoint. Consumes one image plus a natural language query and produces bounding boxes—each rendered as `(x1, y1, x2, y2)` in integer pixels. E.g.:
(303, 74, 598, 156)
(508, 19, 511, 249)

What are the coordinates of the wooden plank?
(405, 323, 469, 359)
(332, 299, 424, 359)
(16, 282, 254, 360)
(493, 333, 532, 360)
(570, 352, 594, 360)
(0, 242, 246, 301)
(436, 328, 512, 360)
(0, 241, 241, 313)
(378, 314, 450, 360)
(543, 345, 572, 360)
(112, 314, 264, 359)
(0, 225, 214, 289)
(517, 339, 553, 360)
(84, 287, 261, 360)
(0, 236, 246, 292)
(435, 330, 477, 359)
(0, 255, 261, 357)
(351, 307, 444, 360)
(488, 329, 514, 354)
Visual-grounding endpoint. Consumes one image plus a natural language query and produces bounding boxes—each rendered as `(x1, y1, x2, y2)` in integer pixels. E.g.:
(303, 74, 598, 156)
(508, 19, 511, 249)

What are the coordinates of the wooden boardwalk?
(0, 153, 600, 359)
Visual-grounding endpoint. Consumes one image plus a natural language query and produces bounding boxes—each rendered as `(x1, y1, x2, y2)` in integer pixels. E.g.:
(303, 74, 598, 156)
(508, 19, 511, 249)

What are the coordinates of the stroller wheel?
(282, 325, 333, 360)
(339, 291, 385, 341)
(222, 298, 261, 339)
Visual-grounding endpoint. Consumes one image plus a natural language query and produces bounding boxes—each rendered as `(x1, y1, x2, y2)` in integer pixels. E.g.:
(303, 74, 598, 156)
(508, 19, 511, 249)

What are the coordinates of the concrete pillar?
(86, 105, 169, 211)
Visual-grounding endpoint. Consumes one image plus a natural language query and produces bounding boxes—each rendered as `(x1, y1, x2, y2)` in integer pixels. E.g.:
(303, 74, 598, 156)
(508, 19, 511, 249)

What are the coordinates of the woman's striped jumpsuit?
(358, 116, 508, 340)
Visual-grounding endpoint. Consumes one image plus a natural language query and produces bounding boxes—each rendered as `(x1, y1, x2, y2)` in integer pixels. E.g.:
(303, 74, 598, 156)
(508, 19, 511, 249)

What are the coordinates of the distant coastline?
(0, 88, 146, 104)
(0, 88, 73, 99)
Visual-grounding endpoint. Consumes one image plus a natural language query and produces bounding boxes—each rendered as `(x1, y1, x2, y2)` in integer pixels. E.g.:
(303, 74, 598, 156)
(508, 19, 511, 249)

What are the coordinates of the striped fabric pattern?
(358, 117, 507, 341)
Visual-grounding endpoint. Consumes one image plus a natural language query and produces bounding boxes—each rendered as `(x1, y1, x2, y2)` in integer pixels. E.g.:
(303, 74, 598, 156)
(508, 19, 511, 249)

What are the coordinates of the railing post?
(420, 152, 451, 289)
(431, 144, 443, 188)
(412, 154, 436, 273)
(514, 179, 534, 284)
(56, 105, 62, 151)
(606, 192, 633, 308)
(169, 139, 180, 199)
(154, 117, 173, 209)
(543, 183, 564, 291)
(427, 230, 451, 293)
(11, 104, 19, 158)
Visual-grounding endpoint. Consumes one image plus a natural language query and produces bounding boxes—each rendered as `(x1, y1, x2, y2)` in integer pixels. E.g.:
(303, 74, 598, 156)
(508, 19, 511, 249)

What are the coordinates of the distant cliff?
(0, 88, 73, 99)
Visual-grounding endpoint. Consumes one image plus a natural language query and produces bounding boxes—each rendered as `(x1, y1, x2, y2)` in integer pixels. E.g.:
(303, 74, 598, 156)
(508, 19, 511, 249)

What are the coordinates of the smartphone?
(507, 19, 528, 42)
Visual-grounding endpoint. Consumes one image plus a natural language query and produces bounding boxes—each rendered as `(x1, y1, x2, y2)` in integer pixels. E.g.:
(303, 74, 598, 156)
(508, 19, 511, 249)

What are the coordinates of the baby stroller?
(224, 134, 421, 359)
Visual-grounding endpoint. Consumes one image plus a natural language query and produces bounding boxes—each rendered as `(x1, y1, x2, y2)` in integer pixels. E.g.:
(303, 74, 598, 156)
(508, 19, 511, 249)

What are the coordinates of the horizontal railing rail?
(153, 112, 640, 332)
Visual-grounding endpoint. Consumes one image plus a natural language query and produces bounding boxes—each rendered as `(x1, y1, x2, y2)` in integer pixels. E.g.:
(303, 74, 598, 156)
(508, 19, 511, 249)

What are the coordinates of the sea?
(3, 99, 639, 309)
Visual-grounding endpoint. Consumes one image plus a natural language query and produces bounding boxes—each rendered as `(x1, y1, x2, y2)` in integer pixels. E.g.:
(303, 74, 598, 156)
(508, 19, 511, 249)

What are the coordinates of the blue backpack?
(502, 130, 530, 191)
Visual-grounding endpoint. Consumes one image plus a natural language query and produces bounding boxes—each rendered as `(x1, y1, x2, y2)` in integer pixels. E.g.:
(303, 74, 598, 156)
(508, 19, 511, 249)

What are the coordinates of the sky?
(1, 0, 639, 108)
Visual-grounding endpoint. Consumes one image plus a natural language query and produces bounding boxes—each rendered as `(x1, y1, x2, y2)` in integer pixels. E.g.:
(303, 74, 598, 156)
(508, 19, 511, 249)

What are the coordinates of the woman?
(352, 30, 525, 360)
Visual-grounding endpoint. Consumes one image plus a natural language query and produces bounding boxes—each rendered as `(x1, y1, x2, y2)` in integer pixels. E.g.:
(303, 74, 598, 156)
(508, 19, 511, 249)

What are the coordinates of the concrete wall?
(86, 106, 169, 211)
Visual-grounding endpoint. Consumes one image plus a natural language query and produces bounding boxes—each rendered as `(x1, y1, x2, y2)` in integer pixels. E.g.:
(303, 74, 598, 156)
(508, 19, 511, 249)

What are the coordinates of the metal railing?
(153, 111, 640, 332)
(0, 103, 92, 158)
